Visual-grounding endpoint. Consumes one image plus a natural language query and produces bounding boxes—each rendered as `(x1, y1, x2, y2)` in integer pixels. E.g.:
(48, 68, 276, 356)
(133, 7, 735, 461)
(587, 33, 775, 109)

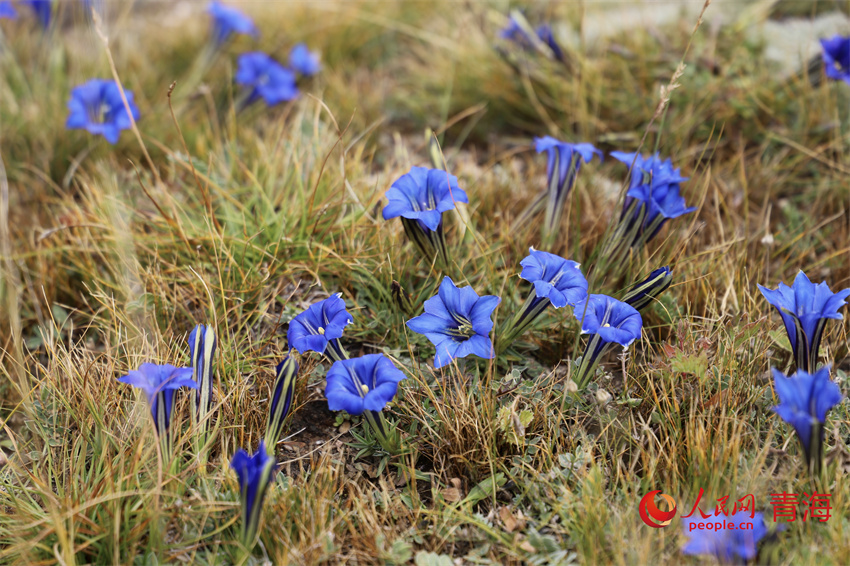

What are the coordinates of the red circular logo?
(638, 490, 677, 528)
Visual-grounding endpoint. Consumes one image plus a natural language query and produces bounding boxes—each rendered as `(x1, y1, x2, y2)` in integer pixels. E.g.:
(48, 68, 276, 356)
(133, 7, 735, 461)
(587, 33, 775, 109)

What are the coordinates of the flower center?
(602, 323, 610, 328)
(446, 316, 476, 340)
(318, 327, 325, 335)
(836, 61, 843, 71)
(88, 102, 110, 124)
(549, 269, 565, 286)
(360, 384, 369, 395)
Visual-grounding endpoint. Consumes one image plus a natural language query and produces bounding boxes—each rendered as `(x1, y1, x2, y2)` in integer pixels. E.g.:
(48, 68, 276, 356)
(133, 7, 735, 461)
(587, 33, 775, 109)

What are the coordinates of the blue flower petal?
(325, 354, 405, 414)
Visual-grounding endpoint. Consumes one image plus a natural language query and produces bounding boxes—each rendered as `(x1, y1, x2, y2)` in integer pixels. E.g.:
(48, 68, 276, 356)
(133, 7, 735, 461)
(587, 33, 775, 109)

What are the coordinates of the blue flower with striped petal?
(758, 271, 850, 372)
(407, 277, 500, 369)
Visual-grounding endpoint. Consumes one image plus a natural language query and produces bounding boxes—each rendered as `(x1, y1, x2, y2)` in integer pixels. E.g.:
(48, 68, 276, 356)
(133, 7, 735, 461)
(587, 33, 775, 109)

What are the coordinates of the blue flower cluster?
(674, 271, 849, 561)
(499, 11, 564, 62)
(37, 2, 323, 145)
(206, 3, 321, 108)
(758, 271, 848, 475)
(33, 6, 850, 560)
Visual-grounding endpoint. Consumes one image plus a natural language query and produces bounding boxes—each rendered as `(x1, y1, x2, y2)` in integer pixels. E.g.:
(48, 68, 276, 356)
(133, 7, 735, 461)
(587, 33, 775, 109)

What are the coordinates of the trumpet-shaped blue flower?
(407, 277, 500, 368)
(682, 511, 769, 563)
(758, 271, 850, 372)
(771, 366, 842, 470)
(536, 137, 602, 197)
(208, 1, 257, 45)
(0, 1, 16, 19)
(188, 324, 217, 427)
(572, 295, 642, 389)
(118, 363, 198, 437)
(535, 24, 564, 61)
(622, 266, 673, 312)
(611, 151, 694, 240)
(287, 294, 352, 358)
(289, 43, 321, 76)
(498, 249, 587, 352)
(820, 36, 850, 84)
(24, 0, 50, 28)
(66, 79, 141, 144)
(382, 167, 469, 266)
(325, 354, 406, 415)
(382, 167, 469, 232)
(520, 248, 587, 308)
(231, 441, 276, 547)
(520, 137, 601, 241)
(575, 294, 642, 347)
(499, 13, 534, 45)
(265, 355, 299, 447)
(499, 13, 563, 61)
(235, 52, 299, 106)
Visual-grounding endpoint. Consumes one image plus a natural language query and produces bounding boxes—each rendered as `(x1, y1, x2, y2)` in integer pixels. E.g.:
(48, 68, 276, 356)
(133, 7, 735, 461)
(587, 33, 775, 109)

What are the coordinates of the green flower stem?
(806, 421, 824, 477)
(154, 390, 173, 460)
(364, 410, 402, 455)
(327, 339, 349, 363)
(596, 201, 646, 278)
(542, 158, 578, 246)
(497, 294, 551, 354)
(574, 334, 604, 391)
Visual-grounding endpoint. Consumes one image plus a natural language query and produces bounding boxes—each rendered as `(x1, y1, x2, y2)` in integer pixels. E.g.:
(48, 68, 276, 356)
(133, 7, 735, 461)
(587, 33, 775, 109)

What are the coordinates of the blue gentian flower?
(265, 355, 299, 449)
(771, 366, 843, 473)
(65, 79, 141, 144)
(208, 1, 257, 45)
(682, 511, 769, 563)
(382, 167, 469, 266)
(535, 24, 564, 61)
(519, 248, 588, 308)
(0, 1, 17, 19)
(325, 353, 406, 416)
(575, 294, 643, 346)
(289, 43, 321, 76)
(24, 0, 50, 28)
(610, 151, 695, 243)
(118, 363, 198, 452)
(287, 294, 352, 361)
(499, 248, 588, 352)
(235, 52, 299, 107)
(325, 353, 406, 453)
(382, 167, 469, 232)
(758, 271, 850, 372)
(230, 441, 276, 548)
(407, 277, 500, 369)
(572, 294, 642, 389)
(622, 266, 673, 312)
(526, 137, 601, 240)
(188, 324, 217, 438)
(499, 12, 563, 61)
(499, 13, 533, 45)
(820, 36, 850, 84)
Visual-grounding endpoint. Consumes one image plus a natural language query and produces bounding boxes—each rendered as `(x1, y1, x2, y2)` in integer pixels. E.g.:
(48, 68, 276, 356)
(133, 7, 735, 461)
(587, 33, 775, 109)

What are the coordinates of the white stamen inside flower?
(602, 323, 611, 328)
(318, 327, 325, 335)
(360, 384, 369, 395)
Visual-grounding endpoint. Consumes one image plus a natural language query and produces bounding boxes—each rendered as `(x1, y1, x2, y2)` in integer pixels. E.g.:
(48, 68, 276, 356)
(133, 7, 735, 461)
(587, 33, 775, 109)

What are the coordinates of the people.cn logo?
(638, 491, 677, 528)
